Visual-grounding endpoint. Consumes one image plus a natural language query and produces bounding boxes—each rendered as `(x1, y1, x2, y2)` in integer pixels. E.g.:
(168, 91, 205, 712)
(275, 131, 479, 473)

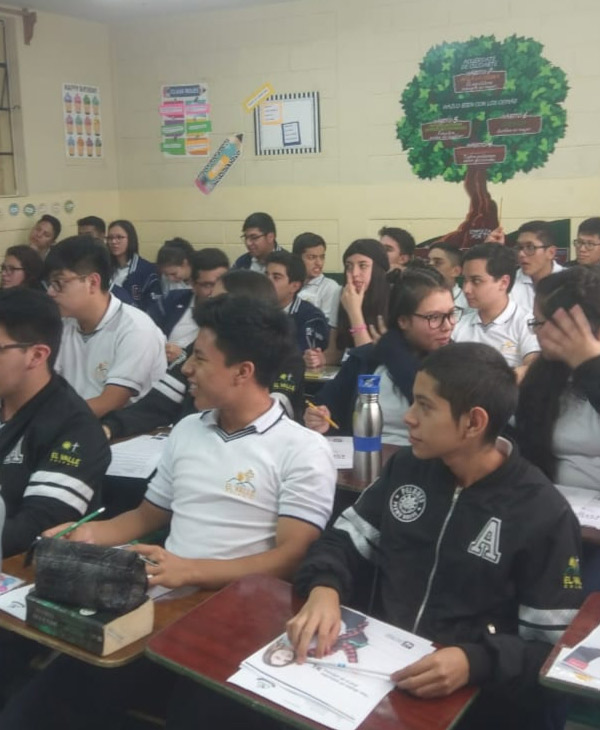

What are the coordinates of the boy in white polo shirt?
(45, 236, 167, 418)
(0, 295, 336, 730)
(453, 243, 540, 382)
(511, 221, 563, 312)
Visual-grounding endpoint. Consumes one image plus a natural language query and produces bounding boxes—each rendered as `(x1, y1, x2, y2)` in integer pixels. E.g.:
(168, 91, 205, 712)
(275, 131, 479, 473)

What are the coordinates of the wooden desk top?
(336, 444, 401, 492)
(540, 592, 600, 695)
(146, 574, 476, 730)
(0, 553, 212, 668)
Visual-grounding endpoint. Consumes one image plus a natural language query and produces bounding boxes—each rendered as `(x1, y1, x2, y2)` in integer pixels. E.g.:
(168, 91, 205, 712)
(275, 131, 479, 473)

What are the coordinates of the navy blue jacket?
(147, 290, 194, 338)
(288, 296, 329, 354)
(314, 328, 420, 435)
(114, 254, 162, 312)
(232, 243, 285, 271)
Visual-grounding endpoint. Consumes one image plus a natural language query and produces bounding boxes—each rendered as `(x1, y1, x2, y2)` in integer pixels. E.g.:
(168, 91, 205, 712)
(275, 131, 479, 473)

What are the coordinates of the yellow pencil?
(305, 399, 340, 430)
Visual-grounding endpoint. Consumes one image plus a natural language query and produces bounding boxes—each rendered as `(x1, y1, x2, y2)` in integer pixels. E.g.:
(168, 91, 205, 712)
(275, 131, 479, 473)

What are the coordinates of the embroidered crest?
(563, 556, 583, 590)
(390, 485, 427, 523)
(225, 469, 256, 500)
(468, 517, 502, 564)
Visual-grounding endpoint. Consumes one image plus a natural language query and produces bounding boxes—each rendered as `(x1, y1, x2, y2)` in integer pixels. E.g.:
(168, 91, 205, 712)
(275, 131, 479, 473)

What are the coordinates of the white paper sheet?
(546, 647, 600, 690)
(0, 584, 34, 620)
(106, 433, 168, 479)
(556, 485, 600, 529)
(327, 436, 353, 470)
(228, 607, 434, 730)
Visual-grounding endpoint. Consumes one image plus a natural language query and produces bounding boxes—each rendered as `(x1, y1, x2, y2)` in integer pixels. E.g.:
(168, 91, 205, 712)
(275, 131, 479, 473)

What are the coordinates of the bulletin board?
(254, 91, 321, 156)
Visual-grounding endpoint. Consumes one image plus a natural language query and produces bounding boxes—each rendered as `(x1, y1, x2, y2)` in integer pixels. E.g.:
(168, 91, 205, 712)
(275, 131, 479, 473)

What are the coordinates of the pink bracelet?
(349, 324, 368, 335)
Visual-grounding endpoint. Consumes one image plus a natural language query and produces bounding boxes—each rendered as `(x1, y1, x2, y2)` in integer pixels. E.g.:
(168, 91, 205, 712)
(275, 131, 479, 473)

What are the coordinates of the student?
(305, 265, 457, 444)
(379, 226, 416, 272)
(149, 247, 229, 363)
(516, 266, 600, 493)
(102, 270, 305, 439)
(156, 237, 196, 294)
(427, 240, 470, 311)
(1, 245, 43, 290)
(45, 235, 167, 418)
(290, 342, 582, 730)
(293, 232, 341, 327)
(28, 215, 61, 259)
(0, 288, 110, 557)
(574, 217, 600, 267)
(334, 239, 390, 360)
(0, 295, 336, 730)
(452, 243, 540, 382)
(77, 215, 106, 240)
(266, 250, 329, 356)
(106, 218, 161, 310)
(510, 221, 563, 311)
(233, 211, 282, 273)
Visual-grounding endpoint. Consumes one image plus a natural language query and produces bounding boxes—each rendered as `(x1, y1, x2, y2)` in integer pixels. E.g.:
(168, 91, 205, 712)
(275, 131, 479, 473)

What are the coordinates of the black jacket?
(295, 441, 582, 689)
(1, 374, 111, 557)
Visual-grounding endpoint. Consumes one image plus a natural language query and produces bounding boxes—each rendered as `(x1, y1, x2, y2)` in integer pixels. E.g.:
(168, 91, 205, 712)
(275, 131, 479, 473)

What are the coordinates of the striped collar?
(199, 399, 285, 441)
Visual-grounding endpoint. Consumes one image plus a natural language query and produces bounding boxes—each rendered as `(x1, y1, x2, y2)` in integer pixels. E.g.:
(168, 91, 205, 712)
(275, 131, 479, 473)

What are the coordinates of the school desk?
(0, 553, 213, 668)
(146, 574, 477, 730)
(540, 592, 600, 699)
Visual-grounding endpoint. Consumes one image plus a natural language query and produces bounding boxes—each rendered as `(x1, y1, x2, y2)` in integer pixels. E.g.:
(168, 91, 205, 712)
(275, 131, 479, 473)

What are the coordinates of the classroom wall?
(112, 0, 600, 267)
(0, 9, 119, 248)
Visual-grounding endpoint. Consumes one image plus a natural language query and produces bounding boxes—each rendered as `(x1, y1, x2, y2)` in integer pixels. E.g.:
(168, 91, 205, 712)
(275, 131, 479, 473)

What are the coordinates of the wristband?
(349, 324, 368, 334)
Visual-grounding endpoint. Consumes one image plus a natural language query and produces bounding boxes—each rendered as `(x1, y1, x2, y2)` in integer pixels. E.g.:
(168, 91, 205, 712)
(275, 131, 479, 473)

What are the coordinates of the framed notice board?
(254, 91, 321, 156)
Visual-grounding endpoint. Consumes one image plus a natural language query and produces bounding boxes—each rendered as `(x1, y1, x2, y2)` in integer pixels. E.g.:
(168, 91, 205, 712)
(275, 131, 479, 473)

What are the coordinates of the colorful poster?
(396, 35, 568, 247)
(194, 134, 243, 195)
(63, 83, 103, 159)
(160, 84, 211, 157)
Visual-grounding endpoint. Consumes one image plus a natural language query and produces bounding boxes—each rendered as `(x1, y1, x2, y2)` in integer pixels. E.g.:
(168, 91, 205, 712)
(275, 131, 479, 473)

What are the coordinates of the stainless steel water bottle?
(352, 374, 383, 482)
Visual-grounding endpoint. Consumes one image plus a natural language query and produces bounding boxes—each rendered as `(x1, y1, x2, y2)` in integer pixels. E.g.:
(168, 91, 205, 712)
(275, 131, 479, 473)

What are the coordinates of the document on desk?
(0, 584, 34, 620)
(327, 436, 353, 469)
(556, 485, 600, 529)
(229, 606, 434, 730)
(560, 623, 600, 681)
(106, 433, 169, 479)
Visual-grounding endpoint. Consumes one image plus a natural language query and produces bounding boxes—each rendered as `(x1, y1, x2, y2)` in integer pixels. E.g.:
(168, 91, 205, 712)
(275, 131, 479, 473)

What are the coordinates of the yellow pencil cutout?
(305, 399, 340, 430)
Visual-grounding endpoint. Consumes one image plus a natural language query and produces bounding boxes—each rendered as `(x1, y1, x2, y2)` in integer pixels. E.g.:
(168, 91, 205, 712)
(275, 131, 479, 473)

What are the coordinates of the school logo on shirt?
(500, 340, 517, 354)
(389, 485, 426, 523)
(468, 517, 502, 564)
(3, 436, 24, 465)
(94, 362, 109, 382)
(49, 440, 82, 468)
(563, 556, 583, 590)
(225, 469, 256, 500)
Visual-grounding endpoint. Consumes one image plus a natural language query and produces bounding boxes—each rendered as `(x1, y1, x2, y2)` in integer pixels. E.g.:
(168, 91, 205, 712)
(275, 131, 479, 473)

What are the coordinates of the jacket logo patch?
(390, 485, 426, 523)
(3, 436, 24, 465)
(563, 556, 582, 590)
(468, 517, 502, 564)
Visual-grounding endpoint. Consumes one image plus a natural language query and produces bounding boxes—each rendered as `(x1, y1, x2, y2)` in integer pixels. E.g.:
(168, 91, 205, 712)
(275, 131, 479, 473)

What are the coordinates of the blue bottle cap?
(357, 374, 381, 394)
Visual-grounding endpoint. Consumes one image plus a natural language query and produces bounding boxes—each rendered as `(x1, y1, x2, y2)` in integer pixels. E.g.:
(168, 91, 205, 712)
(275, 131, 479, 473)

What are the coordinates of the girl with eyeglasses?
(1, 245, 44, 290)
(305, 263, 460, 444)
(106, 219, 161, 311)
(516, 266, 600, 589)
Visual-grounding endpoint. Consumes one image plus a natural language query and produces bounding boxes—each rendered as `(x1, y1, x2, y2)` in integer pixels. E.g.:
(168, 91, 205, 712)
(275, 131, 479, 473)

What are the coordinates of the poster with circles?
(63, 83, 103, 159)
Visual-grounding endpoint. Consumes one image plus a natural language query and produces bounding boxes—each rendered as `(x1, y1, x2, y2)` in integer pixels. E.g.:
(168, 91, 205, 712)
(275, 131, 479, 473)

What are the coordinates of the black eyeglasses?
(241, 233, 266, 243)
(412, 307, 463, 329)
(515, 244, 550, 256)
(0, 342, 34, 353)
(527, 318, 546, 334)
(573, 238, 600, 251)
(1, 264, 24, 274)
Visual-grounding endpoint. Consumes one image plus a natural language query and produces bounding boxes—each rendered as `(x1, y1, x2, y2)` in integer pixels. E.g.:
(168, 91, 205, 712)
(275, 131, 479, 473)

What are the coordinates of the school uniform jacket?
(287, 295, 329, 354)
(117, 254, 162, 312)
(0, 374, 111, 558)
(147, 289, 194, 338)
(295, 441, 582, 688)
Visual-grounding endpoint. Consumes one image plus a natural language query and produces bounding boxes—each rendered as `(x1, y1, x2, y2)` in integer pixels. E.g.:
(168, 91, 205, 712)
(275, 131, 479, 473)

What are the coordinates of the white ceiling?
(6, 0, 293, 23)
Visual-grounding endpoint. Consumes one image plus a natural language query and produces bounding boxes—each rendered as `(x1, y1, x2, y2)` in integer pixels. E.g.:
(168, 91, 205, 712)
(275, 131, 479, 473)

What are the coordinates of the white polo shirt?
(452, 298, 540, 367)
(56, 294, 167, 402)
(511, 260, 563, 312)
(298, 275, 342, 327)
(168, 299, 198, 348)
(145, 400, 336, 560)
(554, 388, 600, 490)
(375, 365, 411, 446)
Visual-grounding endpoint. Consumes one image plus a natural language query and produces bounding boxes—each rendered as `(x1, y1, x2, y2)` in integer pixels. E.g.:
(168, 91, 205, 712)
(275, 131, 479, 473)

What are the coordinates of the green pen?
(52, 506, 106, 539)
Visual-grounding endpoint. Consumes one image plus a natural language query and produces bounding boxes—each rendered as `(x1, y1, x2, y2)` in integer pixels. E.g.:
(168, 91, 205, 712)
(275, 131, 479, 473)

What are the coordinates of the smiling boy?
(288, 342, 581, 730)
